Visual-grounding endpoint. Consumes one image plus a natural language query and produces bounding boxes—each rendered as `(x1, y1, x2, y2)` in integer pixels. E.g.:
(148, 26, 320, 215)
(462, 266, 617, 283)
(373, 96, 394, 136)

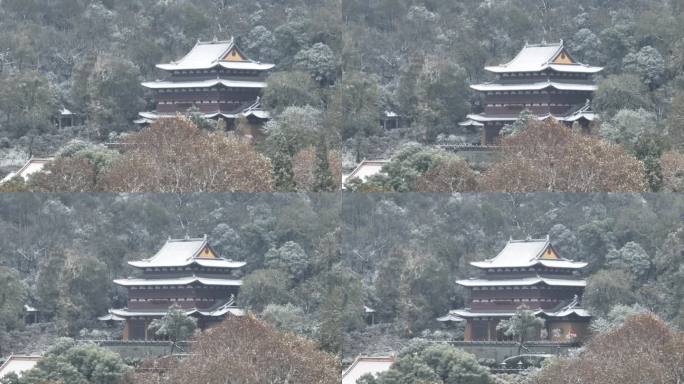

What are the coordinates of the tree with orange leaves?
(101, 117, 273, 192)
(535, 313, 684, 384)
(128, 315, 340, 384)
(479, 120, 648, 192)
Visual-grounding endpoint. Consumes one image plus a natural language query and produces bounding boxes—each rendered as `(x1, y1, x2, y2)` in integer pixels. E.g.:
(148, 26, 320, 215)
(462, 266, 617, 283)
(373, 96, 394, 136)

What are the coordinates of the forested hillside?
(0, 193, 682, 367)
(341, 0, 684, 153)
(0, 194, 345, 354)
(0, 0, 341, 185)
(340, 193, 684, 359)
(1, 1, 683, 192)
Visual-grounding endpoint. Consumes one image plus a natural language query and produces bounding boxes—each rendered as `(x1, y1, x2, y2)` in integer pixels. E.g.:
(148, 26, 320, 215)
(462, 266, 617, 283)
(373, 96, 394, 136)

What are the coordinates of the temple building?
(100, 236, 245, 340)
(438, 236, 591, 342)
(135, 37, 274, 130)
(461, 41, 603, 144)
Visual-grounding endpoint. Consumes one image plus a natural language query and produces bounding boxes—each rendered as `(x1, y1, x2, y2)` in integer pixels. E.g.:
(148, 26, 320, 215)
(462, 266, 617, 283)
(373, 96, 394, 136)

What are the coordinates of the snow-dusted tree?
(606, 242, 652, 281)
(600, 108, 657, 148)
(264, 241, 310, 281)
(569, 28, 604, 64)
(623, 46, 665, 89)
(294, 43, 337, 85)
(239, 269, 292, 312)
(496, 305, 545, 354)
(583, 269, 635, 316)
(263, 105, 324, 156)
(372, 340, 493, 384)
(260, 303, 317, 337)
(590, 303, 648, 334)
(148, 304, 197, 351)
(593, 74, 652, 118)
(262, 71, 320, 114)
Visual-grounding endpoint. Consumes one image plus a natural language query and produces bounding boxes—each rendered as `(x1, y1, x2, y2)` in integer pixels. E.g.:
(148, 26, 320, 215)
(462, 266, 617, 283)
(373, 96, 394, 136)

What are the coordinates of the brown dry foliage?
(101, 118, 273, 192)
(660, 150, 684, 192)
(535, 313, 684, 384)
(29, 157, 99, 192)
(129, 315, 340, 384)
(414, 156, 478, 192)
(479, 120, 648, 192)
(291, 145, 342, 191)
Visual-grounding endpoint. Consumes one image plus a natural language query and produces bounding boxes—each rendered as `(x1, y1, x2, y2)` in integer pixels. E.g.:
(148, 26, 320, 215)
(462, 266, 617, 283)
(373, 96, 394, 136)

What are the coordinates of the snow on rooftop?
(1, 157, 54, 184)
(108, 306, 244, 318)
(469, 237, 587, 269)
(470, 81, 597, 92)
(484, 41, 603, 73)
(142, 79, 267, 89)
(154, 38, 274, 71)
(342, 159, 389, 185)
(127, 237, 246, 269)
(456, 276, 587, 287)
(113, 276, 243, 287)
(342, 356, 394, 384)
(0, 355, 41, 379)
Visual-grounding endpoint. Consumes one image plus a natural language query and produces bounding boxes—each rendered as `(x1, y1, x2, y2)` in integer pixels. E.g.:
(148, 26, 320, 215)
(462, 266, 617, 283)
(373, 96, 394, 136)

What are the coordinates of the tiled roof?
(469, 237, 587, 269)
(155, 38, 274, 71)
(127, 236, 245, 269)
(484, 41, 602, 74)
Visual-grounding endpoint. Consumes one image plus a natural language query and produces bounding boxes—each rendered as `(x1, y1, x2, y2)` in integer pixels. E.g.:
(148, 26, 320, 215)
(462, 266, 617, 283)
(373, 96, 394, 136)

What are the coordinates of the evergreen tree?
(312, 135, 335, 192)
(268, 130, 296, 191)
(148, 304, 197, 353)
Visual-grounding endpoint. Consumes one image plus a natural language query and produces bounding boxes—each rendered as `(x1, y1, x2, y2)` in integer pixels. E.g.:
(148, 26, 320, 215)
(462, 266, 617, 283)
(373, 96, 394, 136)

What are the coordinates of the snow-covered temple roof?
(469, 237, 587, 270)
(141, 78, 267, 90)
(456, 276, 586, 287)
(484, 41, 603, 74)
(155, 37, 274, 71)
(128, 236, 246, 269)
(438, 298, 591, 321)
(470, 81, 597, 92)
(113, 276, 242, 287)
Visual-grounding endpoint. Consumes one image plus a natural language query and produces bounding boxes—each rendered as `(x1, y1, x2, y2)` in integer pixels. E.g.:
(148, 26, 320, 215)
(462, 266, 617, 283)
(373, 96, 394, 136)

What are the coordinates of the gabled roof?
(556, 100, 597, 122)
(155, 37, 274, 71)
(541, 295, 591, 318)
(342, 356, 395, 384)
(469, 237, 587, 269)
(0, 355, 41, 379)
(484, 41, 603, 74)
(128, 236, 245, 269)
